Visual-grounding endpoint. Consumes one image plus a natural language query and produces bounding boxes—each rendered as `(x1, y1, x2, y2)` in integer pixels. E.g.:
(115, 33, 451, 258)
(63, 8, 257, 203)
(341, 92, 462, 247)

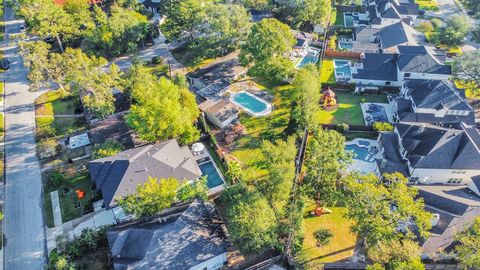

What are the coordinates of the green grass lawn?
(344, 131, 378, 141)
(171, 48, 216, 72)
(316, 92, 388, 125)
(0, 113, 4, 137)
(36, 116, 87, 138)
(320, 59, 335, 84)
(333, 11, 345, 26)
(43, 173, 97, 228)
(417, 0, 440, 11)
(35, 90, 82, 115)
(230, 82, 293, 181)
(298, 206, 358, 268)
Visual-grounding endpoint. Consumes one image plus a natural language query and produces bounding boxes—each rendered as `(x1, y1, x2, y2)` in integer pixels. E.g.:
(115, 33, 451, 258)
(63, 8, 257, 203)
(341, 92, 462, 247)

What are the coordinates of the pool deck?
(191, 146, 226, 194)
(345, 138, 380, 175)
(360, 102, 395, 125)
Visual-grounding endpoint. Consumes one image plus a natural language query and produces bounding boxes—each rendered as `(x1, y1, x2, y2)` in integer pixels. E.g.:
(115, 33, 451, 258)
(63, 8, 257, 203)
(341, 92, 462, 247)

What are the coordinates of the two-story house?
(390, 79, 475, 124)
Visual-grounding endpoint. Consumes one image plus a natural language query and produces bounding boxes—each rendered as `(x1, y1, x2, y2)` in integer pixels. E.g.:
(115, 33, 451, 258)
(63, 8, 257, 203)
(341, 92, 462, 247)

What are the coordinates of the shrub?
(92, 140, 125, 159)
(151, 56, 164, 65)
(373, 122, 394, 131)
(430, 18, 443, 30)
(417, 21, 434, 32)
(336, 123, 350, 133)
(314, 228, 333, 247)
(50, 171, 65, 187)
(38, 138, 58, 159)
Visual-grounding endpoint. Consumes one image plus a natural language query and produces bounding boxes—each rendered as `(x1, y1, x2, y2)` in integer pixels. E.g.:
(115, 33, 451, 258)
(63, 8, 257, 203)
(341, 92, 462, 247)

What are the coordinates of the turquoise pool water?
(334, 59, 352, 77)
(339, 42, 353, 50)
(296, 53, 319, 69)
(231, 91, 271, 116)
(199, 161, 224, 188)
(345, 144, 375, 163)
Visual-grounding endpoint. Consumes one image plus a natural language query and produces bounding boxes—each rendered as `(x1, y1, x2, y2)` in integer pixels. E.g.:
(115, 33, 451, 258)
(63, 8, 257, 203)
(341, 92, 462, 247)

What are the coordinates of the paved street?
(2, 4, 46, 270)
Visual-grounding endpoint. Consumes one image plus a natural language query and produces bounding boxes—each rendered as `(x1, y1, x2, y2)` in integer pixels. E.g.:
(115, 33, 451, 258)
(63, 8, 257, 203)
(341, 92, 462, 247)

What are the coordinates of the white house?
(376, 122, 480, 186)
(198, 98, 239, 129)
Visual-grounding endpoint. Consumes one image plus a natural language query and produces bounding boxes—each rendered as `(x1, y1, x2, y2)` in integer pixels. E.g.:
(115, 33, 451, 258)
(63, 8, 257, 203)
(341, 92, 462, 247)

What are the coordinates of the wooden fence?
(324, 49, 362, 60)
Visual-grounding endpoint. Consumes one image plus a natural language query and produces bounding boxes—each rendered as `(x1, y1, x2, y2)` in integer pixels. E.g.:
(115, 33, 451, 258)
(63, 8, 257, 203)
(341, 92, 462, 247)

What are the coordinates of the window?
(447, 178, 454, 183)
(404, 73, 411, 78)
(385, 81, 391, 86)
(409, 177, 419, 183)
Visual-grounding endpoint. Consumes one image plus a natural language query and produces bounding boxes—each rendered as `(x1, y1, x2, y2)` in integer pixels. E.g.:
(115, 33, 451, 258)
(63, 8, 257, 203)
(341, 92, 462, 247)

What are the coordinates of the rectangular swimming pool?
(333, 59, 352, 78)
(296, 53, 319, 69)
(230, 91, 272, 116)
(199, 161, 224, 189)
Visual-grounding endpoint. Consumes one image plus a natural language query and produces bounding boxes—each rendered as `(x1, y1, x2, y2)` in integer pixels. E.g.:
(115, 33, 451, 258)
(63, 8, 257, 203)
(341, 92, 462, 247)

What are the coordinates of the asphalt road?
(2, 4, 46, 270)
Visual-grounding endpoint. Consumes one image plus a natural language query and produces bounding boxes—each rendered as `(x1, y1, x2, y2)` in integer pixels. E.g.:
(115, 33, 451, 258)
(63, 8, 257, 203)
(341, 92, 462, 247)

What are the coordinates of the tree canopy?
(454, 217, 480, 269)
(240, 18, 295, 81)
(440, 15, 471, 47)
(303, 127, 351, 205)
(275, 0, 332, 28)
(292, 64, 321, 128)
(453, 50, 480, 97)
(125, 66, 200, 144)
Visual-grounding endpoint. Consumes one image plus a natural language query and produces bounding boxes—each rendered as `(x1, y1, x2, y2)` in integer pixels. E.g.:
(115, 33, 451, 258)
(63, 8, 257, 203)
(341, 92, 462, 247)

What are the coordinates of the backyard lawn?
(333, 11, 345, 27)
(416, 0, 440, 11)
(43, 172, 98, 228)
(230, 81, 293, 181)
(298, 206, 358, 268)
(316, 92, 388, 125)
(320, 59, 335, 84)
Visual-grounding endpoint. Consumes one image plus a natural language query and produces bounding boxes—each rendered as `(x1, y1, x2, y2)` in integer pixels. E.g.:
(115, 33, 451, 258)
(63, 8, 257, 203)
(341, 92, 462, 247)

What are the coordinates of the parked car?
(1, 58, 10, 70)
(467, 10, 476, 16)
(418, 9, 426, 15)
(19, 24, 26, 32)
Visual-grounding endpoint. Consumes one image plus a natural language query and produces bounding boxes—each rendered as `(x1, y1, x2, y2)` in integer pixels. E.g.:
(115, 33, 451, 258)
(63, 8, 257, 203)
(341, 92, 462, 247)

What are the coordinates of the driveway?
(2, 4, 46, 270)
(426, 0, 462, 18)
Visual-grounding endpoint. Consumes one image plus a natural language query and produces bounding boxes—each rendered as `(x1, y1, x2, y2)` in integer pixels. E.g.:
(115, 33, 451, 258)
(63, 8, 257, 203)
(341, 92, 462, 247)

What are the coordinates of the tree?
(117, 177, 179, 217)
(453, 50, 480, 97)
(275, 0, 332, 28)
(343, 173, 432, 247)
(161, 0, 207, 42)
(125, 67, 200, 144)
(226, 161, 243, 183)
(18, 0, 89, 52)
(83, 5, 149, 57)
(220, 184, 278, 253)
(303, 127, 351, 206)
(292, 64, 321, 128)
(367, 239, 424, 270)
(239, 18, 295, 81)
(314, 228, 333, 247)
(176, 176, 209, 201)
(92, 140, 125, 159)
(440, 15, 471, 47)
(417, 21, 434, 33)
(258, 136, 297, 215)
(454, 217, 480, 269)
(231, 0, 271, 10)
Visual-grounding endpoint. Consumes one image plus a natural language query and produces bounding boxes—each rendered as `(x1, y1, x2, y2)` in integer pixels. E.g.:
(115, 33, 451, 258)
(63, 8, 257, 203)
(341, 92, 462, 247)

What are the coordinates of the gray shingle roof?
(397, 46, 451, 74)
(405, 80, 472, 111)
(377, 132, 410, 176)
(107, 200, 229, 270)
(395, 122, 480, 169)
(352, 53, 398, 81)
(88, 139, 202, 208)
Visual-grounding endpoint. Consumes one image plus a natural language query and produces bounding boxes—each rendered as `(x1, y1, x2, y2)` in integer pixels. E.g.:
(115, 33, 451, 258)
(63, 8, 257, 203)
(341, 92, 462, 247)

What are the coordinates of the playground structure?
(320, 87, 338, 111)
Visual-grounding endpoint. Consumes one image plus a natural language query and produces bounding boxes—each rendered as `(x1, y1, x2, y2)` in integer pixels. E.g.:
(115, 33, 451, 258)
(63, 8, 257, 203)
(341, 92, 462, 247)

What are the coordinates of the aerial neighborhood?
(1, 0, 480, 269)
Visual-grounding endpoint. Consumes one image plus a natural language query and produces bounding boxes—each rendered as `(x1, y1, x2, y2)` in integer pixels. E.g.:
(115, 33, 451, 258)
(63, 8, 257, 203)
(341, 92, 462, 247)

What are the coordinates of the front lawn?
(320, 59, 335, 84)
(35, 91, 82, 115)
(298, 206, 358, 268)
(171, 47, 216, 72)
(36, 116, 87, 138)
(417, 0, 440, 10)
(316, 92, 388, 125)
(43, 172, 98, 228)
(230, 82, 293, 181)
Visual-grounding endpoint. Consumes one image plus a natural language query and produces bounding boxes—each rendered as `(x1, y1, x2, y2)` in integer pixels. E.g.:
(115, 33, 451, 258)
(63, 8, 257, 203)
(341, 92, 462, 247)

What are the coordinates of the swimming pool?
(345, 144, 376, 163)
(230, 91, 272, 117)
(296, 52, 319, 69)
(333, 59, 352, 79)
(199, 161, 225, 189)
(338, 42, 353, 50)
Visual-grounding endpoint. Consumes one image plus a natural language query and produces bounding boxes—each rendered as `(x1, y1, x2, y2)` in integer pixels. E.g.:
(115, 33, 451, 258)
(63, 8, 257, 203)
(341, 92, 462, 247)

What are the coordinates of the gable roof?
(107, 200, 229, 270)
(352, 53, 398, 81)
(198, 98, 239, 122)
(397, 46, 451, 74)
(377, 132, 410, 176)
(405, 80, 472, 111)
(355, 22, 418, 50)
(395, 122, 480, 170)
(88, 139, 202, 208)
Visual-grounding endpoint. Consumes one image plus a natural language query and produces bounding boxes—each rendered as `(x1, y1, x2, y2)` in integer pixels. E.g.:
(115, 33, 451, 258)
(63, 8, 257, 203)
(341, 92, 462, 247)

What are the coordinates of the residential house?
(292, 30, 314, 52)
(187, 55, 247, 99)
(391, 79, 475, 124)
(107, 199, 229, 270)
(355, 22, 419, 53)
(376, 122, 480, 185)
(366, 0, 419, 27)
(198, 98, 239, 129)
(88, 139, 202, 208)
(351, 46, 451, 87)
(416, 185, 480, 255)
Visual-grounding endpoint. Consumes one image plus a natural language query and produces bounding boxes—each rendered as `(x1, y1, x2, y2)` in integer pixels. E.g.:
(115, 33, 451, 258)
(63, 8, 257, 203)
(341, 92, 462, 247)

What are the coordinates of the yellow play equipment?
(321, 88, 337, 108)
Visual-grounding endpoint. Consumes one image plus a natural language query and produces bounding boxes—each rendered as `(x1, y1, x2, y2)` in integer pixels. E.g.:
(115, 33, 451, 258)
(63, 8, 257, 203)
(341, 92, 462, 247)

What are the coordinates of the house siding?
(410, 168, 480, 185)
(189, 253, 227, 270)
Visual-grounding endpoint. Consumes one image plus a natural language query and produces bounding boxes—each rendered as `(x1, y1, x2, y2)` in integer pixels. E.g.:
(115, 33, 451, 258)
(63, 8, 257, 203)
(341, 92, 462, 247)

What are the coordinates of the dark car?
(418, 9, 426, 15)
(467, 10, 476, 16)
(0, 59, 10, 70)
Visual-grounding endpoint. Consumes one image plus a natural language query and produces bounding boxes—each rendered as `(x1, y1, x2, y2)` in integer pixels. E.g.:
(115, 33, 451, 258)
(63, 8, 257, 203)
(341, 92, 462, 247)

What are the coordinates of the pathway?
(2, 3, 46, 270)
